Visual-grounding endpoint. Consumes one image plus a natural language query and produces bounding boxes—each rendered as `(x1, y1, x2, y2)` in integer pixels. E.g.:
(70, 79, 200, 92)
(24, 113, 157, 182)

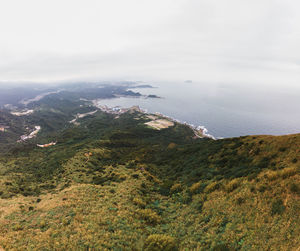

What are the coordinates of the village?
(18, 126, 41, 142)
(92, 101, 144, 115)
(93, 103, 213, 138)
(11, 109, 34, 116)
(0, 125, 9, 132)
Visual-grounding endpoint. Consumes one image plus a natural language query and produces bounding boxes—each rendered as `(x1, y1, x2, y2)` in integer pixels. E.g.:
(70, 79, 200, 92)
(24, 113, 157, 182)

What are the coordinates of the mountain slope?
(0, 110, 299, 250)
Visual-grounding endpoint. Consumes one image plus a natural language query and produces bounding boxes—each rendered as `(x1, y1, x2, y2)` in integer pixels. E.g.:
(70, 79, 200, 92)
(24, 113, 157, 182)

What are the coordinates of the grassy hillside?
(0, 110, 29, 150)
(0, 110, 299, 250)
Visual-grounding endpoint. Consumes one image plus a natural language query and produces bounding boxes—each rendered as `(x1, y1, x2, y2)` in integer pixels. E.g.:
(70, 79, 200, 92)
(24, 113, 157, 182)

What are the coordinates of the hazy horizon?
(0, 0, 300, 87)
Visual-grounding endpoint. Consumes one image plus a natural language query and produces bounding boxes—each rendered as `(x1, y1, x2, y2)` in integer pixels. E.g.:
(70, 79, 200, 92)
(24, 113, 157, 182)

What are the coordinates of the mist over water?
(96, 82, 300, 138)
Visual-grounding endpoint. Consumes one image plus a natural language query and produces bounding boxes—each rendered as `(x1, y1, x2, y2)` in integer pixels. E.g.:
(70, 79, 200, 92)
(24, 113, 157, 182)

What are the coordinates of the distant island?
(133, 84, 154, 88)
(147, 94, 161, 98)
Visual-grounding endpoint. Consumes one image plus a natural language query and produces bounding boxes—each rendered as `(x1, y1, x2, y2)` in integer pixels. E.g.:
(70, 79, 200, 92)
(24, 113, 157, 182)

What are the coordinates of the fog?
(0, 0, 300, 87)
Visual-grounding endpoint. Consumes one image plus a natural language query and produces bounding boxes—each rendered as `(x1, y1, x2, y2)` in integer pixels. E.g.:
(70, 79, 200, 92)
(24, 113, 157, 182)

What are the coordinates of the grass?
(0, 109, 299, 250)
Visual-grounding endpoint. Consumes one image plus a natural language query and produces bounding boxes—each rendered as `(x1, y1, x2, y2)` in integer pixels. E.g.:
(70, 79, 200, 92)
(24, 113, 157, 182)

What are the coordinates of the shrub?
(258, 185, 267, 193)
(176, 192, 192, 204)
(225, 179, 240, 193)
(289, 182, 300, 194)
(92, 176, 107, 185)
(167, 143, 177, 149)
(250, 186, 256, 193)
(253, 148, 260, 155)
(189, 182, 203, 194)
(138, 209, 161, 224)
(12, 223, 23, 231)
(265, 170, 280, 181)
(279, 147, 287, 152)
(39, 220, 47, 228)
(247, 172, 258, 181)
(271, 199, 285, 215)
(144, 234, 178, 251)
(170, 183, 182, 193)
(125, 161, 136, 169)
(62, 218, 71, 226)
(133, 197, 146, 208)
(192, 197, 205, 212)
(258, 157, 270, 169)
(280, 167, 298, 179)
(211, 243, 231, 251)
(291, 158, 298, 163)
(236, 197, 245, 205)
(131, 173, 139, 179)
(159, 180, 174, 196)
(204, 181, 220, 193)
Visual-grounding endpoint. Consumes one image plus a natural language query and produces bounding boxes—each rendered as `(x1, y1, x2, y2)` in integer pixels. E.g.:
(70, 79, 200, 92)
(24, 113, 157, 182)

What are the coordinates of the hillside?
(0, 82, 157, 153)
(0, 106, 299, 250)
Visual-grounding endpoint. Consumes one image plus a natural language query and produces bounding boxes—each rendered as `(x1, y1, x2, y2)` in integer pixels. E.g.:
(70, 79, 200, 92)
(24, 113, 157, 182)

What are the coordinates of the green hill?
(0, 108, 299, 250)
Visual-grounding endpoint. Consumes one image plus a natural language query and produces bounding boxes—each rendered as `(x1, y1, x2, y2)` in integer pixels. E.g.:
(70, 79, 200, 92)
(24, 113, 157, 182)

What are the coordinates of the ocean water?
(96, 82, 300, 138)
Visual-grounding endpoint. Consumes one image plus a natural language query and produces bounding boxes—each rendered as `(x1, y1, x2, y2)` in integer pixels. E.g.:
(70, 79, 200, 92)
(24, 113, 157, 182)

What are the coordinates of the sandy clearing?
(145, 119, 174, 130)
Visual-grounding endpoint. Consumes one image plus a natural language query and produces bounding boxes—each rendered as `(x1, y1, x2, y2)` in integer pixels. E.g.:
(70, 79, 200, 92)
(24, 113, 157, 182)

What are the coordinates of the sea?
(96, 81, 300, 138)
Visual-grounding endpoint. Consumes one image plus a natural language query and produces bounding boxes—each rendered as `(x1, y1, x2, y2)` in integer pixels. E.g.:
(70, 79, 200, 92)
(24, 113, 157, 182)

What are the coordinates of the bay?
(96, 81, 300, 138)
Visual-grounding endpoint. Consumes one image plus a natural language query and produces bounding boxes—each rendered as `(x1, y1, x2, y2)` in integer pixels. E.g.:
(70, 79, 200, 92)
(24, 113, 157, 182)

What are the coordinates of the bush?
(225, 179, 240, 193)
(204, 181, 220, 193)
(133, 197, 146, 208)
(138, 209, 161, 224)
(211, 243, 231, 251)
(247, 172, 258, 181)
(258, 185, 267, 193)
(258, 157, 270, 169)
(12, 223, 24, 231)
(159, 180, 174, 196)
(176, 192, 192, 204)
(170, 183, 182, 193)
(192, 198, 205, 212)
(144, 234, 178, 251)
(291, 158, 298, 163)
(271, 199, 285, 215)
(189, 182, 203, 194)
(279, 147, 287, 152)
(250, 186, 256, 193)
(39, 220, 47, 229)
(167, 143, 177, 149)
(289, 182, 300, 194)
(265, 170, 280, 181)
(280, 167, 298, 179)
(236, 197, 245, 205)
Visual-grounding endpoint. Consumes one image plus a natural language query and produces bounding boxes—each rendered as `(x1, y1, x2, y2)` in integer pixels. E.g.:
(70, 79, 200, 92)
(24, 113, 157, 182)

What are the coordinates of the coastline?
(92, 101, 215, 140)
(152, 111, 216, 140)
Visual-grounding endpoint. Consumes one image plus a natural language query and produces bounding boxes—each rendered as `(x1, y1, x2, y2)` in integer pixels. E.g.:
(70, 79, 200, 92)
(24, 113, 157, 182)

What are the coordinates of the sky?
(0, 0, 300, 86)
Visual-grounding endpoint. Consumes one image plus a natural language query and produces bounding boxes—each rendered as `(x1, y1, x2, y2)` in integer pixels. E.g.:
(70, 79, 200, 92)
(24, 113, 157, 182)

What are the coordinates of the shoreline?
(92, 101, 215, 140)
(152, 111, 216, 140)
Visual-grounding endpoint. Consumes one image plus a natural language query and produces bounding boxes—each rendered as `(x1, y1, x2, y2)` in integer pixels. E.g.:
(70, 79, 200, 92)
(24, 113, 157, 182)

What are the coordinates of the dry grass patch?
(145, 119, 174, 130)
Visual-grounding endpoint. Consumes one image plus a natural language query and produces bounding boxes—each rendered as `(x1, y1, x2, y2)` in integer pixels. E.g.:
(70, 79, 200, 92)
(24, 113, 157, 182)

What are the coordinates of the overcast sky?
(0, 0, 299, 86)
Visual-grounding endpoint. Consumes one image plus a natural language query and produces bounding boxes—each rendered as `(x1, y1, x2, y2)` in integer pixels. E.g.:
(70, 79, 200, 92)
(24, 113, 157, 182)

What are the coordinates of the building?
(0, 125, 9, 132)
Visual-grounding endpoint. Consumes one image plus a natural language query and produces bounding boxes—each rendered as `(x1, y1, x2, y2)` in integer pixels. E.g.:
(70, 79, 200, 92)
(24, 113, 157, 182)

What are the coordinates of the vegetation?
(0, 91, 299, 250)
(144, 234, 178, 251)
